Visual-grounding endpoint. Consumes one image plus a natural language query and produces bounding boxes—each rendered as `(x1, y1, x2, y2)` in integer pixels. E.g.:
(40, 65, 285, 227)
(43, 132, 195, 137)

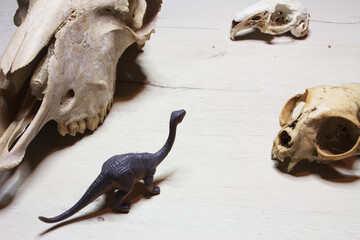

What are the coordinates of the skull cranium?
(271, 83, 360, 171)
(0, 0, 162, 170)
(230, 0, 310, 40)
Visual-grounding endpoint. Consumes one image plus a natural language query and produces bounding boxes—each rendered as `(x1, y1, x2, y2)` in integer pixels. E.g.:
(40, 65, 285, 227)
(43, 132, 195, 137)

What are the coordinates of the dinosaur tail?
(38, 173, 112, 223)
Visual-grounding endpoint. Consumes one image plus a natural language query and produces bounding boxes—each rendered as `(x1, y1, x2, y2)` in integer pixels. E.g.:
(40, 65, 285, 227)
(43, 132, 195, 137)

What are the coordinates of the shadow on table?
(274, 157, 360, 183)
(0, 43, 148, 209)
(38, 176, 170, 236)
(232, 28, 309, 44)
(114, 44, 148, 102)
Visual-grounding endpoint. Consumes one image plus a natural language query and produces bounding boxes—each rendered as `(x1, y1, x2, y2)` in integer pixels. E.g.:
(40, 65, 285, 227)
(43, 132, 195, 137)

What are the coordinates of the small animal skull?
(272, 83, 360, 171)
(0, 0, 162, 170)
(230, 0, 310, 40)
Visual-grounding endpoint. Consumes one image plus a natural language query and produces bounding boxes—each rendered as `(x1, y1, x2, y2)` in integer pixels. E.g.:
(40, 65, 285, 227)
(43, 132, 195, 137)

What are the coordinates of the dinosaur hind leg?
(114, 189, 132, 213)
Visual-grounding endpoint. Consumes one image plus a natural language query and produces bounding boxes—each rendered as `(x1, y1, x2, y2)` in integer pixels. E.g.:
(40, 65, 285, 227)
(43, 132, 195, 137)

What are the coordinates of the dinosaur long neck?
(154, 120, 178, 166)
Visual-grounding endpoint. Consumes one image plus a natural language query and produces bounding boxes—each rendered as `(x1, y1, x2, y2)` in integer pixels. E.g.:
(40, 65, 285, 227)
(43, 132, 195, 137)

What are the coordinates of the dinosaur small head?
(171, 109, 186, 125)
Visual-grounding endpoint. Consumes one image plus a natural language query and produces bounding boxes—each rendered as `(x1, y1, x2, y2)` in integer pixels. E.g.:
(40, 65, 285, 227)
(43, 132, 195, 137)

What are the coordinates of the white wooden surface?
(0, 0, 359, 239)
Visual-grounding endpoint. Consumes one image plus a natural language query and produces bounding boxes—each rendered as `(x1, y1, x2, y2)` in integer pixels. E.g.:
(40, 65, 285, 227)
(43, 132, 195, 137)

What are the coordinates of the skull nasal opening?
(280, 131, 292, 148)
(231, 20, 239, 28)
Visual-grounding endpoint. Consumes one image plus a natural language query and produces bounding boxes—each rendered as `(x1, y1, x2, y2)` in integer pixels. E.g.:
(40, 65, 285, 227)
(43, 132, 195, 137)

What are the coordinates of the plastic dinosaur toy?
(39, 109, 186, 223)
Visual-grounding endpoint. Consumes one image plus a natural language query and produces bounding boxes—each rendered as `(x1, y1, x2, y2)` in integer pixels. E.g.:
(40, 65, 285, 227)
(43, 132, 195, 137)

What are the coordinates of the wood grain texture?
(0, 0, 359, 239)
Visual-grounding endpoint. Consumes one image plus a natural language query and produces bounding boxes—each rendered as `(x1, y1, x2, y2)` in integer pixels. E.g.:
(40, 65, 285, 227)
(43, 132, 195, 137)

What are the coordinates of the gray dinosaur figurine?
(39, 109, 186, 223)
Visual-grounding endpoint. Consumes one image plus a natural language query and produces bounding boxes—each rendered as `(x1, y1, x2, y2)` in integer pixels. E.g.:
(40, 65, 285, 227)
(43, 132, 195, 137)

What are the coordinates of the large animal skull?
(0, 0, 162, 170)
(230, 0, 309, 40)
(272, 83, 360, 171)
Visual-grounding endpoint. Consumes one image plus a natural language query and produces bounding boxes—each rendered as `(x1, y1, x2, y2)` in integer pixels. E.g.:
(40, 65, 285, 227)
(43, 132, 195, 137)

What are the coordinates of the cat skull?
(272, 83, 360, 171)
(230, 0, 310, 40)
(0, 0, 162, 170)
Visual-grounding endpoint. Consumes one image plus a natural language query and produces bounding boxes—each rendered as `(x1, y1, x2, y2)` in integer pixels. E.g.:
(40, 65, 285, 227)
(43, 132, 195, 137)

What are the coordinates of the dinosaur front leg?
(144, 176, 160, 195)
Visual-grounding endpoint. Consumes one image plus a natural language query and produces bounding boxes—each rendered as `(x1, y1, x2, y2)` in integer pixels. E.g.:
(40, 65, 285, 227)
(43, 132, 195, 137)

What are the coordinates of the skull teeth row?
(57, 99, 113, 136)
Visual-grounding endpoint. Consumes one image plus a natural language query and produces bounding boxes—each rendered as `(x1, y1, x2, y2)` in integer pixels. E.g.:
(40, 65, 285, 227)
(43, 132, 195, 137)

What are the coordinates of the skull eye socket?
(280, 130, 292, 148)
(271, 5, 293, 26)
(292, 102, 304, 120)
(317, 117, 360, 155)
